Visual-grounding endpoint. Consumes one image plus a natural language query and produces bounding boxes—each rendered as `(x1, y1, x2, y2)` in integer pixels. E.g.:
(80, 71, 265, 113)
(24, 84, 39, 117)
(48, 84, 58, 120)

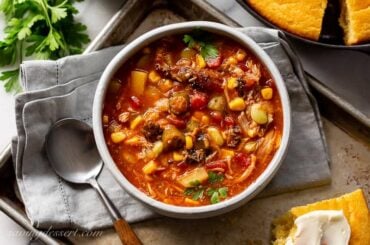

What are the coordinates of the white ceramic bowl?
(93, 21, 291, 218)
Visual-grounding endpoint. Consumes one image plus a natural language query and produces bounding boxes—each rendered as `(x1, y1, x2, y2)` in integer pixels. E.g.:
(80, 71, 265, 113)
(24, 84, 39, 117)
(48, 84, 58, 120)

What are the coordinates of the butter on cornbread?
(272, 189, 370, 245)
(247, 0, 328, 41)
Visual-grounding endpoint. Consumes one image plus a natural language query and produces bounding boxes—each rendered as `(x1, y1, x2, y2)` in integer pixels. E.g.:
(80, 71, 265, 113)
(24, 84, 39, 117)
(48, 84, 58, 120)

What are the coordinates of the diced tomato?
(206, 55, 222, 68)
(233, 153, 251, 169)
(129, 96, 141, 109)
(177, 161, 189, 171)
(190, 91, 208, 110)
(210, 111, 222, 123)
(238, 63, 248, 72)
(167, 114, 186, 129)
(222, 116, 235, 128)
(205, 160, 227, 172)
(245, 79, 256, 87)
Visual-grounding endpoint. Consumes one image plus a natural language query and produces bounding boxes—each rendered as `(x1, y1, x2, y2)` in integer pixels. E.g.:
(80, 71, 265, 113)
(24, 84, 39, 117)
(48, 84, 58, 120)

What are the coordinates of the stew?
(102, 31, 283, 206)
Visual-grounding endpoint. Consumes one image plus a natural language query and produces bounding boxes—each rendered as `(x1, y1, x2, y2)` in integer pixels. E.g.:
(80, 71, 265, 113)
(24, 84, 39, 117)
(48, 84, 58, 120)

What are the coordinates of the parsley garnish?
(207, 187, 228, 204)
(208, 171, 224, 184)
(189, 179, 201, 187)
(210, 191, 220, 204)
(192, 189, 204, 201)
(183, 30, 219, 60)
(185, 186, 228, 203)
(0, 0, 90, 93)
(184, 186, 204, 201)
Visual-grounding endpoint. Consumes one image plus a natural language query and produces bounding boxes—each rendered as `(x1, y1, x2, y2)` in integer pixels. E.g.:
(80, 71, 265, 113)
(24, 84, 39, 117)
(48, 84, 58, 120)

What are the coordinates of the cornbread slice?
(248, 0, 328, 41)
(339, 0, 370, 45)
(272, 189, 370, 245)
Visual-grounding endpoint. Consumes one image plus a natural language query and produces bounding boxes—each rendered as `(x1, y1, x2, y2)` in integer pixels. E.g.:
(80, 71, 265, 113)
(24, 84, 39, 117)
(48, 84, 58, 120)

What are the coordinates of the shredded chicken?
(235, 154, 256, 183)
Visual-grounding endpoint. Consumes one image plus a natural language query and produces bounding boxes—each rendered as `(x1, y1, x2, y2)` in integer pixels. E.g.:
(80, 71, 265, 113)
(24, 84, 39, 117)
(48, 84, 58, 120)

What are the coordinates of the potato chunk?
(130, 70, 148, 96)
(177, 167, 208, 187)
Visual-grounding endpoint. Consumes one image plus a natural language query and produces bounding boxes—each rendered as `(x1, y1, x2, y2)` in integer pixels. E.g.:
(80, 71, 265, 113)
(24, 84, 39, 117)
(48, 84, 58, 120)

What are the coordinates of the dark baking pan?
(237, 0, 370, 51)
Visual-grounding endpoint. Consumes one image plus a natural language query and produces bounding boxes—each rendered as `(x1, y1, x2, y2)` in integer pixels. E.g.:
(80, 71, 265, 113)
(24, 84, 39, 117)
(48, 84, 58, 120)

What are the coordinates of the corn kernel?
(103, 115, 109, 124)
(227, 77, 238, 90)
(142, 160, 157, 174)
(220, 149, 235, 158)
(250, 104, 268, 124)
(261, 87, 273, 100)
(184, 198, 200, 205)
(125, 136, 144, 146)
(157, 79, 173, 92)
(227, 57, 238, 65)
(196, 54, 206, 69)
(173, 152, 184, 161)
(228, 97, 246, 111)
(247, 128, 258, 138)
(185, 136, 193, 149)
(148, 70, 161, 83)
(192, 111, 204, 120)
(111, 131, 126, 143)
(236, 49, 246, 61)
(149, 141, 163, 159)
(201, 115, 210, 125)
(130, 115, 143, 129)
(207, 127, 224, 146)
(244, 141, 258, 153)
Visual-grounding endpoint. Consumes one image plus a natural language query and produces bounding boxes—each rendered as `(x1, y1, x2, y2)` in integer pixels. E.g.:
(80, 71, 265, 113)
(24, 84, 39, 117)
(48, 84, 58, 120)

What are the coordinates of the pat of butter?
(286, 210, 351, 245)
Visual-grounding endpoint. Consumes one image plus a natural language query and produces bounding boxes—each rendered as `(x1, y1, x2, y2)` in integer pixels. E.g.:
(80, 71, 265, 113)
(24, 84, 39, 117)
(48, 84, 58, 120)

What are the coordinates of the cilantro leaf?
(200, 43, 218, 59)
(206, 188, 217, 196)
(210, 191, 220, 204)
(192, 189, 204, 201)
(183, 34, 195, 48)
(189, 180, 201, 187)
(18, 14, 45, 40)
(184, 188, 194, 196)
(0, 40, 18, 66)
(0, 69, 21, 93)
(208, 171, 224, 184)
(0, 0, 15, 19)
(183, 30, 219, 60)
(218, 187, 228, 198)
(0, 0, 90, 93)
(49, 1, 68, 23)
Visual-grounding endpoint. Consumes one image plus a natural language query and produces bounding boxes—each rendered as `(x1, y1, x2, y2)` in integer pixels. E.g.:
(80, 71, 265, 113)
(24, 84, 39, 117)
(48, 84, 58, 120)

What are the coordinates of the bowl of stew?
(93, 21, 291, 218)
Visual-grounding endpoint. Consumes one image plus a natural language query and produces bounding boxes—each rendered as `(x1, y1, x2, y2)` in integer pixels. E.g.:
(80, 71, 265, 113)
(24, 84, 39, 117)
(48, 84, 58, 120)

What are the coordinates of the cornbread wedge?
(248, 0, 328, 41)
(339, 0, 370, 45)
(272, 189, 370, 245)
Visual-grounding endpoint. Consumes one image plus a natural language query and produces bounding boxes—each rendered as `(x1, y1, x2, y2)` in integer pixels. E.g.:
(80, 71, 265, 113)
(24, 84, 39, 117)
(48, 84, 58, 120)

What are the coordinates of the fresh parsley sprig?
(0, 0, 90, 93)
(183, 29, 219, 60)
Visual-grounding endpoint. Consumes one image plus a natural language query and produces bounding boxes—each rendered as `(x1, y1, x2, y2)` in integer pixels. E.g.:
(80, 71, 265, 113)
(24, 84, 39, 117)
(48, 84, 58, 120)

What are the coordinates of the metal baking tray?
(0, 0, 367, 243)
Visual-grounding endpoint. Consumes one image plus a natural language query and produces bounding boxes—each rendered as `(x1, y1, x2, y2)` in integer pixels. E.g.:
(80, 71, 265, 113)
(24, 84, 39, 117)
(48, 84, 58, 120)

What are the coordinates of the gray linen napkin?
(12, 27, 331, 231)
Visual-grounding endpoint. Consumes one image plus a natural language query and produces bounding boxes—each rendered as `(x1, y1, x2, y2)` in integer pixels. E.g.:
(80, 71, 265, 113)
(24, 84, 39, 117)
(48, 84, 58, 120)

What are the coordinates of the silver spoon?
(45, 118, 141, 245)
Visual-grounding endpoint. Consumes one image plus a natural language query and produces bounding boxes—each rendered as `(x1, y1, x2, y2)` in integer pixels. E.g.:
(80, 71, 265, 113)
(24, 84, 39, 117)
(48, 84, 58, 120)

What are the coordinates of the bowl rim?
(93, 21, 291, 217)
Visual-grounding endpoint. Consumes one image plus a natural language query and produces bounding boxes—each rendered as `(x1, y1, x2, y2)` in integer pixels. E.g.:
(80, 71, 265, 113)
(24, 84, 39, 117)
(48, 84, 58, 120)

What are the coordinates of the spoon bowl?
(45, 118, 142, 245)
(45, 118, 102, 184)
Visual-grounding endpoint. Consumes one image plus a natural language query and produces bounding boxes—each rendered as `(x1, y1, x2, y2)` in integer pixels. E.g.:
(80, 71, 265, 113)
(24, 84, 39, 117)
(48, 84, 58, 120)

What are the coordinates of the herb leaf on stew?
(208, 171, 224, 184)
(192, 189, 204, 201)
(210, 191, 220, 204)
(183, 30, 219, 60)
(218, 187, 228, 198)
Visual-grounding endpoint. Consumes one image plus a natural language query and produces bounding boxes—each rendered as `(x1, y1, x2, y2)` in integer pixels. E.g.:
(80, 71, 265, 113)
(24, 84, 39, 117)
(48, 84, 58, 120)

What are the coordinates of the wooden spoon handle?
(114, 219, 142, 245)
